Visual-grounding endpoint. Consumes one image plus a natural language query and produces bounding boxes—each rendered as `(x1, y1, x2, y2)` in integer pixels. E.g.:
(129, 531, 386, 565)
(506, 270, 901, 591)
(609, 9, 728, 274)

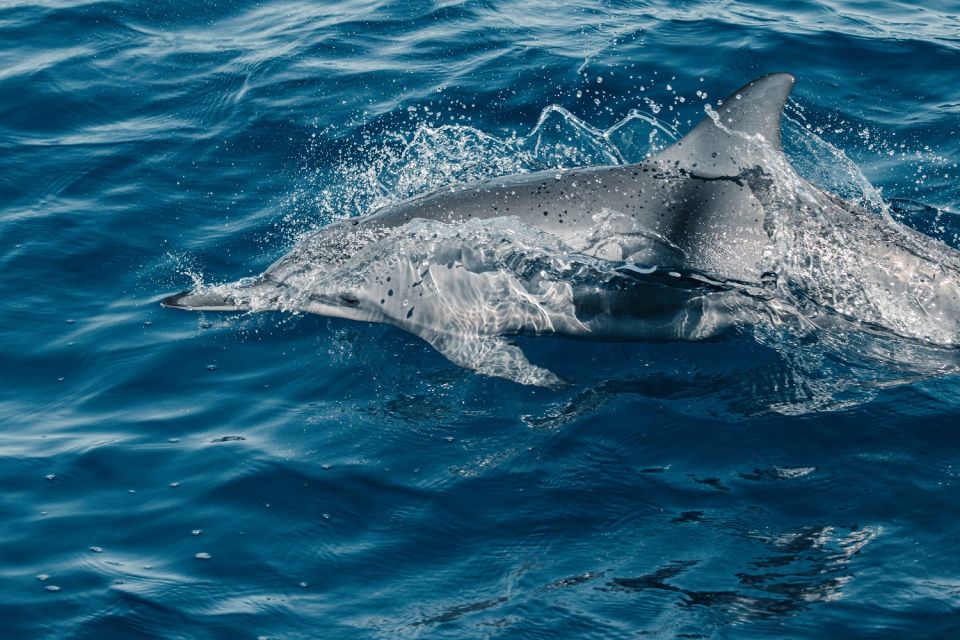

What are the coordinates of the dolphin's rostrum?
(163, 74, 960, 386)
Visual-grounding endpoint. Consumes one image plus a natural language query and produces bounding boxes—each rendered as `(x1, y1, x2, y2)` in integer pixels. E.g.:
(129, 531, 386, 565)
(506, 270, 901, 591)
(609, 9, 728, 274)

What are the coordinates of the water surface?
(2, 1, 960, 638)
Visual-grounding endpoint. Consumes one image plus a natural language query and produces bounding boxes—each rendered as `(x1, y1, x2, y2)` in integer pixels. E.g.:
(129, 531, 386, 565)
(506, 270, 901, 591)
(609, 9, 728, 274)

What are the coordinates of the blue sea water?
(2, 0, 960, 637)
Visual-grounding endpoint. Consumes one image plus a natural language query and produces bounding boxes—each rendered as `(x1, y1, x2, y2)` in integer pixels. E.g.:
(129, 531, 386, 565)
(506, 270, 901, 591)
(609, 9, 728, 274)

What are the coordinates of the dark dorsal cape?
(641, 73, 796, 281)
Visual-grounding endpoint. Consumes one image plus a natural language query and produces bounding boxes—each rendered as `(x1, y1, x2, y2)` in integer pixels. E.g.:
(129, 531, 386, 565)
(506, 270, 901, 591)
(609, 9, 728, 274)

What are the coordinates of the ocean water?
(2, 1, 960, 638)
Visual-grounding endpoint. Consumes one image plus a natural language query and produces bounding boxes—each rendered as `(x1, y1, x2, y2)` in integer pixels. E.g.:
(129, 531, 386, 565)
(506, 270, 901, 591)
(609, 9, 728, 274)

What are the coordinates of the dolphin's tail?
(161, 278, 277, 312)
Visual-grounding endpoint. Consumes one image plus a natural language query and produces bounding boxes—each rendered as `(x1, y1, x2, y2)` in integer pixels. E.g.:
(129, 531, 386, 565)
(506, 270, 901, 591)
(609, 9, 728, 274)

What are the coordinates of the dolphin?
(163, 73, 960, 386)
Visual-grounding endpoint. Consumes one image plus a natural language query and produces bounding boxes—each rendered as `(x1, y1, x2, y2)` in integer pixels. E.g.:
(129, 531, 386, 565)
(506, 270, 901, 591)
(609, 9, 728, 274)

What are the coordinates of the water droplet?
(46, 585, 61, 592)
(170, 482, 180, 488)
(195, 552, 212, 560)
(206, 364, 217, 371)
(299, 581, 308, 588)
(37, 574, 49, 581)
(45, 474, 55, 481)
(90, 546, 103, 553)
(596, 76, 602, 84)
(192, 529, 202, 536)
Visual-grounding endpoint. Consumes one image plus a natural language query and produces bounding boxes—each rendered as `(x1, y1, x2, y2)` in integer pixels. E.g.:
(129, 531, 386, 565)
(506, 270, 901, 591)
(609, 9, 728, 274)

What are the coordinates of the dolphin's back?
(361, 164, 640, 238)
(356, 170, 769, 285)
(352, 74, 797, 283)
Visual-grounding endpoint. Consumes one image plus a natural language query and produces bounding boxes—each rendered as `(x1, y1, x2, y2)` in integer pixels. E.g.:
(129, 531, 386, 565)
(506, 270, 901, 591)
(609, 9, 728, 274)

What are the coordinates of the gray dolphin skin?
(163, 73, 960, 386)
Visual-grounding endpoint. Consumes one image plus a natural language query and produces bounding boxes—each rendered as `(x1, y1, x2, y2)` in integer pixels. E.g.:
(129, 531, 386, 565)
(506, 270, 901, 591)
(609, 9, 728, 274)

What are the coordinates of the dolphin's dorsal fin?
(656, 73, 795, 176)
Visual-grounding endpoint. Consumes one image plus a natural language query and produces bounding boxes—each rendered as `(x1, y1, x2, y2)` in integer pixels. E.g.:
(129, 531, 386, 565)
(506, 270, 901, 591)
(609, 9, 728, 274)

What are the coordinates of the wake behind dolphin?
(163, 74, 960, 388)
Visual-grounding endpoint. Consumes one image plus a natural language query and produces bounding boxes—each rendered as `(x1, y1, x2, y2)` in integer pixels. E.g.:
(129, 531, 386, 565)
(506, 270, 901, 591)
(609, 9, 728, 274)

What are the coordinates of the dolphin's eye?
(340, 293, 360, 306)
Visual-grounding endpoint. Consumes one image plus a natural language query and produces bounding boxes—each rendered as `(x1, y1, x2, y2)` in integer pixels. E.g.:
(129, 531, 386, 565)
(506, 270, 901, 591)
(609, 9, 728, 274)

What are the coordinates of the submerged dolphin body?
(163, 74, 960, 386)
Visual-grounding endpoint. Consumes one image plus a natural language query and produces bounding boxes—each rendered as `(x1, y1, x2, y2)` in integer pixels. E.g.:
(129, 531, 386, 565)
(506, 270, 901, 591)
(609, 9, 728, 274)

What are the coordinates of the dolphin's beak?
(161, 289, 249, 312)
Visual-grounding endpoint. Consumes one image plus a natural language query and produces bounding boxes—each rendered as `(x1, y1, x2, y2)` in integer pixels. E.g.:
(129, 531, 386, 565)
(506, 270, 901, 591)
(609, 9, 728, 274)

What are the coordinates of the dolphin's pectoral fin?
(422, 332, 564, 388)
